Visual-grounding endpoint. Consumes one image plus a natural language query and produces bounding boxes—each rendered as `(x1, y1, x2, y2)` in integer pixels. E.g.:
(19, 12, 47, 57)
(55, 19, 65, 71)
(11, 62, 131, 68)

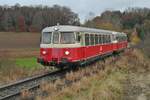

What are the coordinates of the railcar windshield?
(53, 31, 59, 44)
(42, 32, 76, 44)
(42, 32, 52, 44)
(52, 32, 75, 44)
(60, 32, 75, 44)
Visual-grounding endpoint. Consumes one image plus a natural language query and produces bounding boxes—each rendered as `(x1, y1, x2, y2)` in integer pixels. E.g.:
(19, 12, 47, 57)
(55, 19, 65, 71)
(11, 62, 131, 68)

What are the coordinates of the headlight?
(65, 51, 70, 55)
(42, 51, 47, 55)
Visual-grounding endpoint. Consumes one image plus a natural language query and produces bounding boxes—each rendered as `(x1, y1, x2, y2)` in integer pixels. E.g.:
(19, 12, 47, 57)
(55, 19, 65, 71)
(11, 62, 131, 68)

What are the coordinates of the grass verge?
(0, 57, 45, 85)
(35, 49, 150, 100)
(15, 57, 42, 69)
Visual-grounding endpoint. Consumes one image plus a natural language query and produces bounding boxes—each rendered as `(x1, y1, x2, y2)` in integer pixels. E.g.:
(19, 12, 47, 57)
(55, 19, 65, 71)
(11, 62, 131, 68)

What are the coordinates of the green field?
(15, 57, 42, 69)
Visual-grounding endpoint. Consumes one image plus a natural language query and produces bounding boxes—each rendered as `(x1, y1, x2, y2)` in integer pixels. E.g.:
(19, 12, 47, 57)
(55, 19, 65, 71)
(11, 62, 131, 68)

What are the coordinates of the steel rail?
(0, 68, 69, 100)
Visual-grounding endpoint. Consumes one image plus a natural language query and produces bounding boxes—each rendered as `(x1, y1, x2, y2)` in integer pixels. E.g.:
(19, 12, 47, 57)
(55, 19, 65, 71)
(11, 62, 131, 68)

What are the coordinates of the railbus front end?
(37, 26, 83, 68)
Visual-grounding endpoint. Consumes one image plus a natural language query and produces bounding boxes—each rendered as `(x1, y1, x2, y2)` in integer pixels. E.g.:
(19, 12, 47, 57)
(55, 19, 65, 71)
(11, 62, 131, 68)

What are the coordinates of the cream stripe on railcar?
(40, 43, 82, 48)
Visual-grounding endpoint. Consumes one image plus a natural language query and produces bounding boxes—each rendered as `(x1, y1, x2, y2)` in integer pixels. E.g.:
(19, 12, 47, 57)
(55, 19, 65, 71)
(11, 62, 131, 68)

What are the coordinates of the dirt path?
(123, 72, 150, 100)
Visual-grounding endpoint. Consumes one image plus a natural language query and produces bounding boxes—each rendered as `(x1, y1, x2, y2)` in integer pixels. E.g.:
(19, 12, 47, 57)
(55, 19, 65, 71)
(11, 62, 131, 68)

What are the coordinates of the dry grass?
(34, 49, 150, 100)
(0, 58, 28, 84)
(115, 49, 150, 73)
(0, 57, 47, 85)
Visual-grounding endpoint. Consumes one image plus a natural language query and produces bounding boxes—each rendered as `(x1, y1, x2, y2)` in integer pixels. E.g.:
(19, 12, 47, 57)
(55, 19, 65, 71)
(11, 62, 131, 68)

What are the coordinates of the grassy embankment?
(35, 49, 150, 100)
(15, 57, 41, 69)
(0, 56, 45, 84)
(0, 32, 45, 84)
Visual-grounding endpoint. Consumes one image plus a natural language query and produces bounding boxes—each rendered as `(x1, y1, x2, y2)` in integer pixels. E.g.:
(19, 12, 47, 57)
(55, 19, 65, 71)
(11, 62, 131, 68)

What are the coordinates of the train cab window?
(90, 34, 95, 45)
(42, 32, 52, 44)
(95, 34, 99, 45)
(60, 32, 75, 44)
(76, 32, 81, 43)
(85, 34, 90, 46)
(53, 32, 60, 44)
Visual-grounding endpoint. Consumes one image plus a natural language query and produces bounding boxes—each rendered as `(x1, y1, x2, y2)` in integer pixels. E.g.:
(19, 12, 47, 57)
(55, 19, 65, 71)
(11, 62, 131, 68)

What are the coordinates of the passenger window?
(99, 35, 102, 44)
(102, 35, 104, 44)
(90, 34, 95, 45)
(103, 35, 106, 43)
(95, 34, 98, 45)
(98, 35, 100, 44)
(101, 35, 103, 44)
(106, 35, 108, 43)
(85, 34, 90, 46)
(107, 35, 110, 43)
(109, 35, 111, 43)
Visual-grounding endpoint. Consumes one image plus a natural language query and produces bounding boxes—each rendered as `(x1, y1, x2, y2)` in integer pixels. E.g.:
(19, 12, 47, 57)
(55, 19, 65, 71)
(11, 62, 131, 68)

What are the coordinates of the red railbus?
(37, 25, 128, 68)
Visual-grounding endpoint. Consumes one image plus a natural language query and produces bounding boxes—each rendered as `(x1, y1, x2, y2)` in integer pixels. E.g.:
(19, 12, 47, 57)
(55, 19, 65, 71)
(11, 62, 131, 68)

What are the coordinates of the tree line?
(0, 4, 150, 41)
(0, 4, 80, 32)
(84, 8, 150, 41)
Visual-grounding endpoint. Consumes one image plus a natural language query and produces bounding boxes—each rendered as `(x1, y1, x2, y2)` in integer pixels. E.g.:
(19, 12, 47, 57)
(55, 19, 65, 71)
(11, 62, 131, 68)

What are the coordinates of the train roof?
(112, 32, 127, 36)
(42, 25, 114, 34)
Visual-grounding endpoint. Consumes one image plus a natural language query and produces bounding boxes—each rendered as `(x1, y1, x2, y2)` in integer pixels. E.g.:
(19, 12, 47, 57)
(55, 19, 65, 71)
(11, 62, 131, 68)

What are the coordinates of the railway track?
(0, 68, 70, 100)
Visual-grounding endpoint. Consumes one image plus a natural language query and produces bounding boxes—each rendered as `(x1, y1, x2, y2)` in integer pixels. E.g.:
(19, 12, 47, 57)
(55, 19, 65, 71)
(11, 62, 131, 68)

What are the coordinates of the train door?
(112, 34, 118, 51)
(77, 32, 85, 60)
(99, 35, 103, 54)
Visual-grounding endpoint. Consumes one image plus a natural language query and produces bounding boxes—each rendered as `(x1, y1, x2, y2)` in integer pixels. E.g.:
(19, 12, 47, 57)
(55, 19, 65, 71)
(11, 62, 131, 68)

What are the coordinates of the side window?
(95, 34, 98, 45)
(120, 36, 122, 42)
(99, 35, 101, 44)
(106, 35, 108, 43)
(98, 35, 101, 44)
(101, 35, 103, 44)
(76, 32, 81, 43)
(116, 36, 119, 42)
(101, 35, 105, 44)
(85, 34, 90, 46)
(90, 34, 95, 45)
(109, 35, 111, 43)
(107, 35, 110, 43)
(103, 35, 106, 43)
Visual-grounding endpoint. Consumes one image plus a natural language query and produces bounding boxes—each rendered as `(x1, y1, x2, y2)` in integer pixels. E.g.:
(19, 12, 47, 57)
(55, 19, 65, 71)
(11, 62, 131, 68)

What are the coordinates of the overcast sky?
(0, 0, 150, 22)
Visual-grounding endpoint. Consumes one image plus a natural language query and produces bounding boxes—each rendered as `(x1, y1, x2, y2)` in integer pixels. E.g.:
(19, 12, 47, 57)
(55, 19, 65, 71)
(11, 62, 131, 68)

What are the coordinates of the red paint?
(39, 41, 128, 65)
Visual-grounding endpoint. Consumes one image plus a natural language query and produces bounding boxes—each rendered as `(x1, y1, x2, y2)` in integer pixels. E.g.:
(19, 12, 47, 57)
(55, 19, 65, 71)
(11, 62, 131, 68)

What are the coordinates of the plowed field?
(0, 32, 41, 58)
